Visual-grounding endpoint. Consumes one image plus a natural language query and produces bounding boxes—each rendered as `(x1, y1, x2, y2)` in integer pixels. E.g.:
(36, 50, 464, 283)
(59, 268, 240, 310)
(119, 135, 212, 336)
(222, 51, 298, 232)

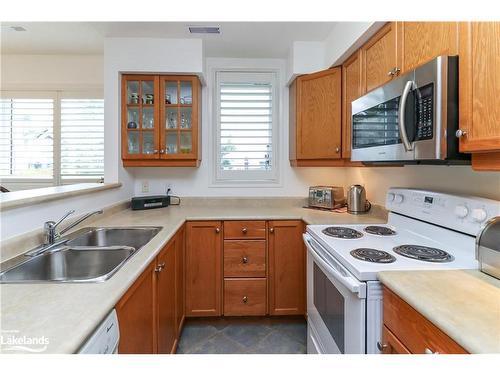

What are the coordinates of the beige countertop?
(0, 200, 386, 354)
(378, 270, 500, 354)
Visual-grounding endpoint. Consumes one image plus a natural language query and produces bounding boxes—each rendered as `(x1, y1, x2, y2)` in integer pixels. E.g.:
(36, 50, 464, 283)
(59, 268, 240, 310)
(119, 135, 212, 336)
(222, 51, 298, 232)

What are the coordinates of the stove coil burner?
(393, 245, 454, 263)
(322, 226, 363, 239)
(350, 248, 396, 263)
(364, 226, 397, 236)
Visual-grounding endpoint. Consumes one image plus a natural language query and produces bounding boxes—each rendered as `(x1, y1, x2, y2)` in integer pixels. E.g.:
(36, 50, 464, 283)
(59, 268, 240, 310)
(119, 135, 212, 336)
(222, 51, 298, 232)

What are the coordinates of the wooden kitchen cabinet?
(116, 262, 157, 354)
(342, 50, 363, 159)
(122, 74, 201, 167)
(381, 325, 411, 354)
(157, 239, 176, 354)
(289, 68, 345, 166)
(458, 22, 500, 170)
(397, 22, 459, 73)
(116, 226, 185, 354)
(268, 220, 306, 315)
(224, 278, 267, 316)
(382, 286, 467, 354)
(175, 225, 185, 341)
(361, 22, 399, 93)
(185, 221, 222, 317)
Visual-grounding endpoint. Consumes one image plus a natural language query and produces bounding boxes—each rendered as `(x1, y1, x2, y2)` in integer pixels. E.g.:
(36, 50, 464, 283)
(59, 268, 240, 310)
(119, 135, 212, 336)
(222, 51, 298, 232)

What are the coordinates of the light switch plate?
(141, 181, 149, 193)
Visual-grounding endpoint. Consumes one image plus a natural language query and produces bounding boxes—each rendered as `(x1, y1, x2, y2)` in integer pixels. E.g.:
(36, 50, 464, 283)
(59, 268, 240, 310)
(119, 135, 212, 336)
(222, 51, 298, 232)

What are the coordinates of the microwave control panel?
(415, 83, 434, 141)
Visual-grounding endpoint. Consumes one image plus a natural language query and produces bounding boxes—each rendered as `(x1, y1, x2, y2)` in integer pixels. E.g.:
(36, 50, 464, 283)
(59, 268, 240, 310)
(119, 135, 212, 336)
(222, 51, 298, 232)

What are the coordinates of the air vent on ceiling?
(188, 26, 221, 34)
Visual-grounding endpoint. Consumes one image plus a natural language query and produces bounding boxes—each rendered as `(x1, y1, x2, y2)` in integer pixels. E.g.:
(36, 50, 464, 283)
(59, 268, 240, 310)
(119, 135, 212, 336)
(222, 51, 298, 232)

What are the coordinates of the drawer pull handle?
(215, 227, 220, 233)
(424, 348, 439, 354)
(242, 227, 248, 233)
(377, 342, 388, 352)
(242, 256, 249, 264)
(242, 296, 248, 304)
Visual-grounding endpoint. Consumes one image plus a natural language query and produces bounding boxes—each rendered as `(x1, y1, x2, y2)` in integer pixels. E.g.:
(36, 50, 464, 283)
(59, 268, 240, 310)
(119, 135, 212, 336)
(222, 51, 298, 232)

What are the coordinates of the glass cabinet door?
(160, 77, 196, 159)
(123, 76, 159, 159)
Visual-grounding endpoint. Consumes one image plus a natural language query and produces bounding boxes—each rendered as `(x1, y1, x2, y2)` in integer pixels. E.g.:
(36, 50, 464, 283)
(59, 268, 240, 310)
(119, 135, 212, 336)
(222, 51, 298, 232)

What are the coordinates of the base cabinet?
(157, 240, 177, 354)
(268, 220, 306, 315)
(115, 262, 157, 354)
(115, 227, 185, 354)
(382, 286, 467, 354)
(185, 221, 222, 317)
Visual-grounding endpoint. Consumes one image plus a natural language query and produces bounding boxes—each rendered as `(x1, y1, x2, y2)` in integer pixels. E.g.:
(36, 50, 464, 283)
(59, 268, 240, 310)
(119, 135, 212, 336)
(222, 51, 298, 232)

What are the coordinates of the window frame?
(212, 69, 280, 185)
(0, 90, 104, 186)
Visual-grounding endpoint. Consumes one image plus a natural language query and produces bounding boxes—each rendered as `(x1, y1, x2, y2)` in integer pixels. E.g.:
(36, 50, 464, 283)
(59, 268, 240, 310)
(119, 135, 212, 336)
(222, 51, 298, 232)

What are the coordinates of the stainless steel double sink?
(0, 227, 162, 283)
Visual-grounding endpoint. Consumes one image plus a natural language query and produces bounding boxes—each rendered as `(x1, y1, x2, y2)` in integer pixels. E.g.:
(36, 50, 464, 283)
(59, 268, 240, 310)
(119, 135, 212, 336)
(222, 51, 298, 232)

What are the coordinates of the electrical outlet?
(141, 180, 149, 193)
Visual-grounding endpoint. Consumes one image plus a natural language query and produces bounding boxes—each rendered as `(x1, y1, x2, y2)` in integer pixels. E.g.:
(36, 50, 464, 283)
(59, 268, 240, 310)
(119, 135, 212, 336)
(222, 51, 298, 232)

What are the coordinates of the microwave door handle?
(399, 80, 414, 151)
(303, 234, 363, 296)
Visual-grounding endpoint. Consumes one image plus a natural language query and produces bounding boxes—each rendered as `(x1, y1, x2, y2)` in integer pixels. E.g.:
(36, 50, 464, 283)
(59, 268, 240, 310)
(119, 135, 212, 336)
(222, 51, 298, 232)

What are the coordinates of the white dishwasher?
(78, 309, 120, 354)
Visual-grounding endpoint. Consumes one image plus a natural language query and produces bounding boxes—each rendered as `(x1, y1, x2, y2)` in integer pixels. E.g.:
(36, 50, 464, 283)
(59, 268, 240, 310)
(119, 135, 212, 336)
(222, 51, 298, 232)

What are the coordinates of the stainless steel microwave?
(351, 56, 470, 164)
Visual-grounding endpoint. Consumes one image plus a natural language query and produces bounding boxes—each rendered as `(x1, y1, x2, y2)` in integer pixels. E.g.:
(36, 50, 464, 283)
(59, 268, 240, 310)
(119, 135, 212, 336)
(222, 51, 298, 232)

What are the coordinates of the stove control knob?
(387, 193, 395, 202)
(471, 208, 487, 223)
(454, 205, 469, 219)
(394, 194, 404, 204)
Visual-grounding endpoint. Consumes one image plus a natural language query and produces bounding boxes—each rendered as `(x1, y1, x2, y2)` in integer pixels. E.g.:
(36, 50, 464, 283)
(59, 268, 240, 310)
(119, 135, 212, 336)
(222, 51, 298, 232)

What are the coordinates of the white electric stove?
(304, 188, 500, 354)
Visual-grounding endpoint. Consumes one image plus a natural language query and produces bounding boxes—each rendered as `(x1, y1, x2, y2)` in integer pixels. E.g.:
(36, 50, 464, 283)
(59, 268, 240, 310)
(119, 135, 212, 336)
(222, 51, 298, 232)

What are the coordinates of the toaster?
(308, 186, 346, 210)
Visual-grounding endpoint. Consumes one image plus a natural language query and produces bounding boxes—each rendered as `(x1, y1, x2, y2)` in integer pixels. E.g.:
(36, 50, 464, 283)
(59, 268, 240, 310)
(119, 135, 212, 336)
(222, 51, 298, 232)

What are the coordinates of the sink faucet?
(44, 209, 103, 245)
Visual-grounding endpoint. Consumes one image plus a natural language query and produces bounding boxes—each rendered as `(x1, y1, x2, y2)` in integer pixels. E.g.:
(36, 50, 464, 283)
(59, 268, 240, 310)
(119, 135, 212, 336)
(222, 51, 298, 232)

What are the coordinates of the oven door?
(304, 234, 366, 354)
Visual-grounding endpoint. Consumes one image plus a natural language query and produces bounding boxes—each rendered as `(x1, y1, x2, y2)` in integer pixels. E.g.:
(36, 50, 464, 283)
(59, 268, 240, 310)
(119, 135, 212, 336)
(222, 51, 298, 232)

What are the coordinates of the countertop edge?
(0, 183, 122, 211)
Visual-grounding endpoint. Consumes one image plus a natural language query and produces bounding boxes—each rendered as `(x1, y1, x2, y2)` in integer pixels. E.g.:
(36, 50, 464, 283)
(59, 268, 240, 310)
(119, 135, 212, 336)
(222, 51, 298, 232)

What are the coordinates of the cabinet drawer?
(224, 278, 266, 316)
(224, 240, 266, 277)
(224, 221, 266, 239)
(383, 287, 467, 354)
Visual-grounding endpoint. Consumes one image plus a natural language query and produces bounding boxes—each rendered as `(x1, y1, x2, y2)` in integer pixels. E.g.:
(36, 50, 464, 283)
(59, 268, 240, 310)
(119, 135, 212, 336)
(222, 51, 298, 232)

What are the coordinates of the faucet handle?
(53, 210, 75, 228)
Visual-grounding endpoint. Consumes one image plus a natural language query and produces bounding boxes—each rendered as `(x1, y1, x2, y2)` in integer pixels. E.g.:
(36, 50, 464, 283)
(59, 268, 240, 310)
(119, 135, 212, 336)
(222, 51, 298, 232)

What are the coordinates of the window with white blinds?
(61, 99, 104, 179)
(0, 93, 104, 188)
(0, 98, 54, 178)
(215, 71, 278, 182)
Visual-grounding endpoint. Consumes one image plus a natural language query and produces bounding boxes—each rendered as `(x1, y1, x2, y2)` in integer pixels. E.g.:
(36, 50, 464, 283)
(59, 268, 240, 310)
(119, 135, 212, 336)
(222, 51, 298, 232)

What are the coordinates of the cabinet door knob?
(160, 149, 165, 154)
(155, 262, 165, 273)
(242, 256, 248, 264)
(242, 296, 248, 304)
(455, 129, 467, 138)
(376, 342, 388, 351)
(215, 227, 220, 233)
(242, 227, 248, 233)
(335, 146, 340, 153)
(387, 67, 401, 77)
(269, 228, 274, 233)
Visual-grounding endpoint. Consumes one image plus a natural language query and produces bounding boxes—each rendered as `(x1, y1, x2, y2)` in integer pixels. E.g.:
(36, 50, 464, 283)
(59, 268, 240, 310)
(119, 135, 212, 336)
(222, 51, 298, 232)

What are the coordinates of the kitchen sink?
(66, 227, 162, 250)
(0, 226, 162, 283)
(0, 246, 136, 283)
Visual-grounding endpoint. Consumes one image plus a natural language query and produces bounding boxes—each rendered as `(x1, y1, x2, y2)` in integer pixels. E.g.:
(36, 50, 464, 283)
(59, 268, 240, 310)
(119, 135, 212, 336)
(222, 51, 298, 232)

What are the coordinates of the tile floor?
(176, 316, 307, 354)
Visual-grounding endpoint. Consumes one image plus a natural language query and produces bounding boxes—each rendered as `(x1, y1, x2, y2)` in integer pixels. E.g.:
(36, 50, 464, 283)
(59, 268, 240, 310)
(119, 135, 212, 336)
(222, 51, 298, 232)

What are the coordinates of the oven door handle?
(398, 80, 415, 152)
(303, 234, 365, 297)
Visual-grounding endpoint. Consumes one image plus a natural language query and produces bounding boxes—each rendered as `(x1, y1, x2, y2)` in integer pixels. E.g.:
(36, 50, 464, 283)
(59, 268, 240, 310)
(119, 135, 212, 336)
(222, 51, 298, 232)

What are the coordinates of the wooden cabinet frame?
(121, 75, 160, 161)
(121, 74, 201, 167)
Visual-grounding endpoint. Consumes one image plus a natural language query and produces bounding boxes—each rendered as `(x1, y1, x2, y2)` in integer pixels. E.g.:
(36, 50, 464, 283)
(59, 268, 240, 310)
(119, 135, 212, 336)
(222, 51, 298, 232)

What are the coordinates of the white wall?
(1, 54, 103, 91)
(346, 165, 500, 206)
(323, 22, 384, 67)
(286, 41, 326, 83)
(130, 57, 347, 197)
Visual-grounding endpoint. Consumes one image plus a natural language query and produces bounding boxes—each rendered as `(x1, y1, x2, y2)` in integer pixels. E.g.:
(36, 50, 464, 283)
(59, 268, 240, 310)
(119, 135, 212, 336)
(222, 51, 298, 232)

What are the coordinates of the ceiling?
(1, 22, 337, 58)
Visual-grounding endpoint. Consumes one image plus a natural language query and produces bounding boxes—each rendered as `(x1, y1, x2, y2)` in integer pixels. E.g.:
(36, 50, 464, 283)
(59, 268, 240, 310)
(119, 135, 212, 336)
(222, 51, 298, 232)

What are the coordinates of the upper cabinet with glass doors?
(122, 74, 201, 167)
